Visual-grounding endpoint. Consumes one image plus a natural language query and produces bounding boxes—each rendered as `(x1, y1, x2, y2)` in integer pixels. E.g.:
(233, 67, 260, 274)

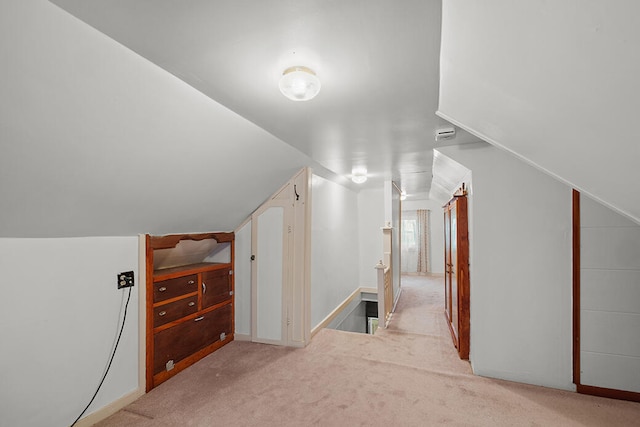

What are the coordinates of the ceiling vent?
(435, 127, 456, 142)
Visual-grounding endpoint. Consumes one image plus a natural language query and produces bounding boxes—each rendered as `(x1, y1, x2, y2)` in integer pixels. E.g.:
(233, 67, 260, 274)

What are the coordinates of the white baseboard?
(311, 287, 372, 337)
(234, 333, 252, 341)
(402, 272, 445, 277)
(76, 387, 144, 427)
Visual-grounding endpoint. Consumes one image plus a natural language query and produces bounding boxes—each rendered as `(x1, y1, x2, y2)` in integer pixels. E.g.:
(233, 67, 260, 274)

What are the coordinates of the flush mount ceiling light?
(279, 66, 321, 101)
(351, 168, 368, 184)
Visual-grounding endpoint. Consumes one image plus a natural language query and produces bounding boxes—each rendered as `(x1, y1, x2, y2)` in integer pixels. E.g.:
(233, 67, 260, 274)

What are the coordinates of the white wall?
(402, 199, 446, 274)
(311, 175, 360, 328)
(439, 0, 640, 226)
(580, 194, 640, 393)
(0, 237, 139, 427)
(336, 301, 367, 334)
(437, 142, 574, 391)
(358, 188, 384, 287)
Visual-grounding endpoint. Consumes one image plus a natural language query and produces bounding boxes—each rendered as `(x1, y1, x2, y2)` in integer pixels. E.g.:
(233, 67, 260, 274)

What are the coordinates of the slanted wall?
(0, 1, 315, 425)
(439, 0, 640, 226)
(0, 0, 309, 238)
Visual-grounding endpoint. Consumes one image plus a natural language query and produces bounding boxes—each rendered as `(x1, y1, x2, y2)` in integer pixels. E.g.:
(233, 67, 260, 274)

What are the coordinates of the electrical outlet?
(117, 271, 134, 289)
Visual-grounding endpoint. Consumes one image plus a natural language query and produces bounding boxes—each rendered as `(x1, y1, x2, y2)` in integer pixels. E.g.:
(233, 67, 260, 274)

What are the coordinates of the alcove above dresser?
(145, 232, 234, 391)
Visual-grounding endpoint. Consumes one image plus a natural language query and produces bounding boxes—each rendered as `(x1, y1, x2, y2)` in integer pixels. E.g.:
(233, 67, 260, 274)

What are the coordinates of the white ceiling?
(51, 0, 478, 200)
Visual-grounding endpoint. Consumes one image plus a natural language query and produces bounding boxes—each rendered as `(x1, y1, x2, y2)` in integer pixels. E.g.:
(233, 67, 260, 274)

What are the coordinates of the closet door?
(251, 201, 290, 345)
(444, 195, 469, 360)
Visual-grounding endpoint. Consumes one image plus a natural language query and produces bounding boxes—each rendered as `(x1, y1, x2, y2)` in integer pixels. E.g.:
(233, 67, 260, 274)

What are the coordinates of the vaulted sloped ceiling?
(2, 0, 483, 238)
(0, 0, 325, 237)
(438, 0, 640, 225)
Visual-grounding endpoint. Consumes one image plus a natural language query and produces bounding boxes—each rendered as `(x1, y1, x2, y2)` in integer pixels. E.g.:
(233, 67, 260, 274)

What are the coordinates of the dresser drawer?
(153, 297, 199, 327)
(153, 304, 232, 375)
(153, 274, 198, 302)
(202, 268, 232, 309)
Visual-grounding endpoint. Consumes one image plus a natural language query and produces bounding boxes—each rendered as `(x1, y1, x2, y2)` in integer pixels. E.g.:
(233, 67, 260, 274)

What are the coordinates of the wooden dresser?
(145, 233, 234, 390)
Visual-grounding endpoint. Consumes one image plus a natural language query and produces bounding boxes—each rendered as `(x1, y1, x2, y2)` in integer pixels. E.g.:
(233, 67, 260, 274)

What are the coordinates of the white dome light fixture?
(351, 168, 368, 184)
(279, 66, 321, 101)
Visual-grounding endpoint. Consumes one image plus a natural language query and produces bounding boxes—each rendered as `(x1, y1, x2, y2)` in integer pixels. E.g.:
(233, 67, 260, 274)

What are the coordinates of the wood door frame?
(456, 195, 470, 360)
(246, 168, 311, 349)
(572, 189, 640, 402)
(444, 205, 452, 330)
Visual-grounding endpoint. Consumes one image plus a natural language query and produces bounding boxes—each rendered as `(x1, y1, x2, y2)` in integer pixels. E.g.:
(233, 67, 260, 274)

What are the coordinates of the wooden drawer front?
(153, 304, 232, 375)
(202, 268, 232, 309)
(154, 297, 198, 327)
(153, 274, 197, 302)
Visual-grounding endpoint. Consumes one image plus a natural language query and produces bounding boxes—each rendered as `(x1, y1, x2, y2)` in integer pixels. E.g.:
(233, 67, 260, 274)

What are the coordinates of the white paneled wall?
(580, 194, 640, 393)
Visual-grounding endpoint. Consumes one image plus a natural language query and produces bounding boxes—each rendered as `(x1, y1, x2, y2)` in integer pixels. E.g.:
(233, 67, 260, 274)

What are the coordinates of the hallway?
(388, 274, 451, 336)
(95, 275, 640, 426)
(374, 274, 473, 376)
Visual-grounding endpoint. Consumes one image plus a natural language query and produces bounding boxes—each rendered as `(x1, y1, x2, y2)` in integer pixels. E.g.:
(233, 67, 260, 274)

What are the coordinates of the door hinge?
(229, 270, 233, 275)
(287, 318, 291, 326)
(229, 290, 234, 296)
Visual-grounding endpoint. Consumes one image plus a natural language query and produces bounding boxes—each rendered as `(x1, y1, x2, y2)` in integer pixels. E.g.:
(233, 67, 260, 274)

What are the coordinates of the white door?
(251, 200, 291, 345)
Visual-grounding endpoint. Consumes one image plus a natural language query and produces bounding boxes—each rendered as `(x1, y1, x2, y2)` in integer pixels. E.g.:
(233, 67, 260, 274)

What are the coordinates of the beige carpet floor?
(96, 275, 640, 426)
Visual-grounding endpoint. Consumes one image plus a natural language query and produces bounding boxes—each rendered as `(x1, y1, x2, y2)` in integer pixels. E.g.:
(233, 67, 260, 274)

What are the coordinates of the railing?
(375, 260, 393, 328)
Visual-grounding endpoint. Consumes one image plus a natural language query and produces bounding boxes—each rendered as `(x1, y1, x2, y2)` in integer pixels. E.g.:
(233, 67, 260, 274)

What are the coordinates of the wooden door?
(201, 267, 232, 309)
(444, 195, 469, 360)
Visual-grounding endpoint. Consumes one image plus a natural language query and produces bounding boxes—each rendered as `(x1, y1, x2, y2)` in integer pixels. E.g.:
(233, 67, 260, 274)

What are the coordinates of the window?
(402, 219, 418, 250)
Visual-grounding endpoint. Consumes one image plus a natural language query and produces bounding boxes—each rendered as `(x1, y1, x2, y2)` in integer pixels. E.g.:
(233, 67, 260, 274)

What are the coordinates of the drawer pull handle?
(188, 301, 195, 307)
(158, 311, 166, 317)
(202, 282, 207, 294)
(158, 287, 167, 292)
(187, 280, 195, 285)
(194, 316, 204, 322)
